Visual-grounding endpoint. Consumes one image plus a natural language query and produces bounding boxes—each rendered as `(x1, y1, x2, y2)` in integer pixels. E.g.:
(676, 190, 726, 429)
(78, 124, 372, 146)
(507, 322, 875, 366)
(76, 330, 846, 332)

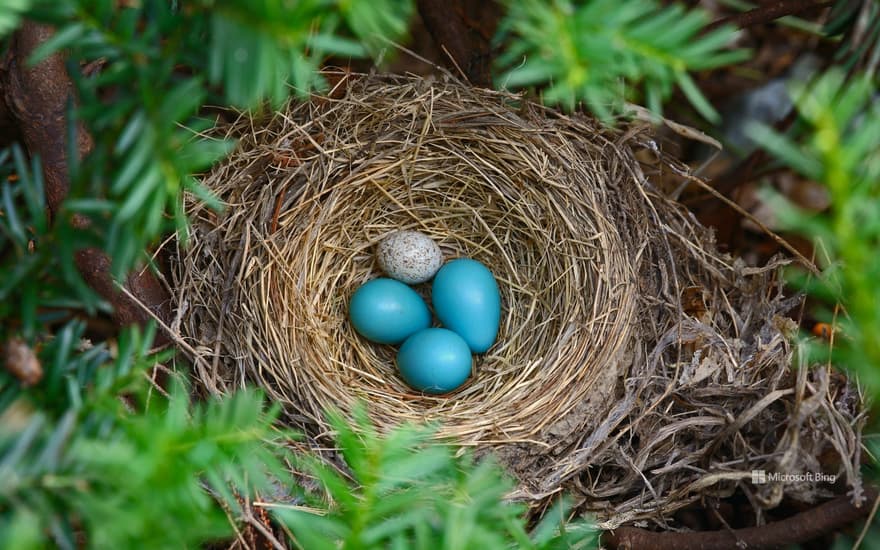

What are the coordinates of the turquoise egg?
(349, 278, 431, 345)
(397, 328, 472, 394)
(431, 259, 500, 353)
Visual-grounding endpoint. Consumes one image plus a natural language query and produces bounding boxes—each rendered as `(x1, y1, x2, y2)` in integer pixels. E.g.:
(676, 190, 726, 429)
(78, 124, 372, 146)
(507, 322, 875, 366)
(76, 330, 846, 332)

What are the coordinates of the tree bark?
(416, 0, 501, 87)
(1, 22, 170, 341)
(2, 22, 91, 212)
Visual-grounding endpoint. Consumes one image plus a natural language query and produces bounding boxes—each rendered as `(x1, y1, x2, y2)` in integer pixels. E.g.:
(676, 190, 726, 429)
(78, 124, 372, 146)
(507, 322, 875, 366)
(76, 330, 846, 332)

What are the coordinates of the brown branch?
(603, 487, 878, 549)
(416, 0, 501, 87)
(73, 248, 171, 333)
(2, 22, 91, 212)
(0, 94, 21, 149)
(1, 22, 170, 342)
(708, 0, 833, 31)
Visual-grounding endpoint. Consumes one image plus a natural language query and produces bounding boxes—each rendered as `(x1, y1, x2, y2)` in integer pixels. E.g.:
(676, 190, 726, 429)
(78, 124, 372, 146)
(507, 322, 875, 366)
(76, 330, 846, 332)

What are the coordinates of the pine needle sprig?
(277, 405, 600, 549)
(1, 341, 292, 548)
(26, 0, 412, 278)
(748, 68, 880, 388)
(0, 145, 106, 333)
(494, 0, 748, 122)
(0, 0, 31, 37)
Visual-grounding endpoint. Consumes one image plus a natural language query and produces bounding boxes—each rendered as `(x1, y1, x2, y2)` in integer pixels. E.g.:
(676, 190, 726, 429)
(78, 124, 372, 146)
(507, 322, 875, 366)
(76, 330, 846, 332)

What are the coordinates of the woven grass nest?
(171, 73, 865, 528)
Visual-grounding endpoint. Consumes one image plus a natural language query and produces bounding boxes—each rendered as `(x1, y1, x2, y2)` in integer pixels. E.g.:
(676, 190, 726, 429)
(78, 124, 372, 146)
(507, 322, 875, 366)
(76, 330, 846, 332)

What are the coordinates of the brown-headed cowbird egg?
(377, 230, 443, 284)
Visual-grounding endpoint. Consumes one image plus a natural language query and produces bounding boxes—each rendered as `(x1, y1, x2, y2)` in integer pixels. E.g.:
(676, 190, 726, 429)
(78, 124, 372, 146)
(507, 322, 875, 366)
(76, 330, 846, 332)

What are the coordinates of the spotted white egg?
(377, 231, 443, 284)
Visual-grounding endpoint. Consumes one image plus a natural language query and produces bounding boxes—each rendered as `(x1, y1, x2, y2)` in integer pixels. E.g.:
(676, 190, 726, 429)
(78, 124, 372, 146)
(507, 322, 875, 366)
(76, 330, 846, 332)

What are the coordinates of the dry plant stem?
(690, 111, 795, 250)
(853, 488, 880, 549)
(1, 22, 171, 338)
(677, 170, 820, 276)
(73, 248, 172, 337)
(173, 73, 864, 527)
(239, 505, 286, 550)
(604, 487, 878, 550)
(694, 148, 767, 205)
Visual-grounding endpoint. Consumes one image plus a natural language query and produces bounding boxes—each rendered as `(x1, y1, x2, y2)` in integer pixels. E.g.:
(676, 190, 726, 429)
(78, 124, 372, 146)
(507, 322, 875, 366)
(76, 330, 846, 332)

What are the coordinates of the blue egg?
(431, 259, 500, 353)
(349, 278, 431, 345)
(397, 328, 472, 394)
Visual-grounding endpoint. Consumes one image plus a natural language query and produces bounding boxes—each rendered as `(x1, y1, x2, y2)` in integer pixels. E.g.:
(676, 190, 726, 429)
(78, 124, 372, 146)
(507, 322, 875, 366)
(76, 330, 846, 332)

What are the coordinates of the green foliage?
(0, 145, 105, 335)
(337, 0, 415, 57)
(0, 0, 30, 37)
(71, 385, 288, 549)
(824, 0, 880, 77)
(748, 68, 880, 388)
(278, 406, 598, 549)
(0, 324, 292, 548)
(494, 0, 748, 122)
(0, 146, 292, 548)
(26, 0, 412, 278)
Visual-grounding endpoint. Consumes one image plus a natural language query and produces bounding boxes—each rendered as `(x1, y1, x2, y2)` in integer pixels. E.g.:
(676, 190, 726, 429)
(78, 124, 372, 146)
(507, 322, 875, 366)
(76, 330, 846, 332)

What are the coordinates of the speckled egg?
(377, 231, 443, 284)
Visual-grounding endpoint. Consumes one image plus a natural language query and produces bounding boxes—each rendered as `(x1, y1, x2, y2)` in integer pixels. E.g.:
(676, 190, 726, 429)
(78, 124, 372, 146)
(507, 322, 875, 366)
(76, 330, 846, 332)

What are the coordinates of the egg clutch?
(348, 230, 501, 394)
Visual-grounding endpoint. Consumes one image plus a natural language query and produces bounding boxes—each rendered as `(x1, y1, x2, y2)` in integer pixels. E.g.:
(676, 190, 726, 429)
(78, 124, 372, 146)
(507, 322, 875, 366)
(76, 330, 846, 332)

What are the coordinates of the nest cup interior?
(261, 123, 635, 443)
(176, 75, 639, 446)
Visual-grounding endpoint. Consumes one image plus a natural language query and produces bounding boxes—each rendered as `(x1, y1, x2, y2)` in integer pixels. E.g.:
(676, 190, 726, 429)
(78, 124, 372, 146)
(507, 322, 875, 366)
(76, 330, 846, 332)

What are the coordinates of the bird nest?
(170, 73, 865, 529)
